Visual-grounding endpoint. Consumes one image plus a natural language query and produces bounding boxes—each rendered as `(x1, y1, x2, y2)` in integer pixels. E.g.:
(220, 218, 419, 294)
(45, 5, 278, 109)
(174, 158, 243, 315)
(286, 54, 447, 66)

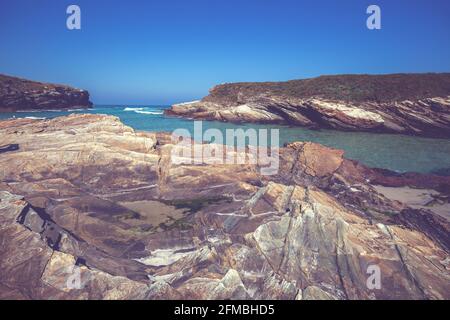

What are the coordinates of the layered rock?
(0, 114, 449, 300)
(0, 74, 92, 111)
(166, 73, 450, 138)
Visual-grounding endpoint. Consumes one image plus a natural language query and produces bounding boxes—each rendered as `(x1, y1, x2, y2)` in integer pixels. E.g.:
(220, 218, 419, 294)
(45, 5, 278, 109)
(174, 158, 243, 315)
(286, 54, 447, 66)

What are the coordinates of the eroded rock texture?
(0, 74, 92, 112)
(0, 114, 449, 300)
(166, 74, 450, 138)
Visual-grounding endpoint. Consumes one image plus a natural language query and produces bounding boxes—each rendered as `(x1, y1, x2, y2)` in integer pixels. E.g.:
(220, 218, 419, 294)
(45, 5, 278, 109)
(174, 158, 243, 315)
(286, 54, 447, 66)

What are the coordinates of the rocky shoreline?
(166, 74, 450, 138)
(0, 114, 449, 299)
(0, 74, 92, 112)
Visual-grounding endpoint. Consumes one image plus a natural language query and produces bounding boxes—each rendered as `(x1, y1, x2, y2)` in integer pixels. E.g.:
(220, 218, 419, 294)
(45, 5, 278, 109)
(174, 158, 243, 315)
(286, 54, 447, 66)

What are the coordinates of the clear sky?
(1, 0, 450, 104)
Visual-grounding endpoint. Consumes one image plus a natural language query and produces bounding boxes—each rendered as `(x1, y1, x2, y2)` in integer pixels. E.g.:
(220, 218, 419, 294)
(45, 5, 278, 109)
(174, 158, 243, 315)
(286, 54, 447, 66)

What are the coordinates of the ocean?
(1, 105, 450, 175)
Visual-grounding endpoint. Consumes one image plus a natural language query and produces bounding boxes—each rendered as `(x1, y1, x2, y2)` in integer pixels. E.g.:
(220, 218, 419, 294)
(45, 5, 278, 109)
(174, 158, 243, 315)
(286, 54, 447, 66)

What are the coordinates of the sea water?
(1, 105, 449, 175)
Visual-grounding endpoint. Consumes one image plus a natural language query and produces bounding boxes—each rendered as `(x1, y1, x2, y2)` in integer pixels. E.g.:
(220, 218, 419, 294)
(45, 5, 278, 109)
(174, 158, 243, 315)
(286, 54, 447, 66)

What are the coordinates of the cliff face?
(167, 73, 450, 138)
(0, 114, 449, 300)
(0, 74, 93, 111)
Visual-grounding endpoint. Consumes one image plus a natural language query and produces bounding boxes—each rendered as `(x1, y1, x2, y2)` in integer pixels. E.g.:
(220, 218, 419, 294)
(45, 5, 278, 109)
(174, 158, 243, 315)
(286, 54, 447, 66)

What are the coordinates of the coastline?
(0, 113, 448, 299)
(2, 108, 450, 175)
(2, 0, 450, 303)
(166, 74, 450, 139)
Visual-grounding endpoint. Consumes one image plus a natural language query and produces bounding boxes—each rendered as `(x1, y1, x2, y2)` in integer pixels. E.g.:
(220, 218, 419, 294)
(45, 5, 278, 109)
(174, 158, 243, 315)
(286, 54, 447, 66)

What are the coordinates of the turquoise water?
(1, 105, 450, 175)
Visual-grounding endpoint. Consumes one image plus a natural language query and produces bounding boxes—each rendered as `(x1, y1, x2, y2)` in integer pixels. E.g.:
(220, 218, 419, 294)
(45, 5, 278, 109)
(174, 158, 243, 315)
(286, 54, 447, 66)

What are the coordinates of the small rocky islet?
(0, 74, 449, 300)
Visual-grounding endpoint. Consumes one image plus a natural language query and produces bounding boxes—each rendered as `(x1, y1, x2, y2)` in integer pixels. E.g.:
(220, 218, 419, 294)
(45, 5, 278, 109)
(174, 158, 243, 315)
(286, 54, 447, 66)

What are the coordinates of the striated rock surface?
(0, 114, 449, 300)
(166, 73, 450, 138)
(0, 74, 92, 112)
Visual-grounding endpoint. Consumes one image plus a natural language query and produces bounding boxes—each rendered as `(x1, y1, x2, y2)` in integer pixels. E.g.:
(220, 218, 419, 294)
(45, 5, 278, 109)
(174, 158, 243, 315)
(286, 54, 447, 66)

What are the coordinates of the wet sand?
(374, 185, 450, 221)
(118, 200, 188, 228)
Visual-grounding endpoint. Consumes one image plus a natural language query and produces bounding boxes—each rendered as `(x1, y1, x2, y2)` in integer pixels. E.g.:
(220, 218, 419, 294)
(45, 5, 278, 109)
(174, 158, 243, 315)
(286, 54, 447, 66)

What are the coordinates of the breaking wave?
(25, 116, 46, 120)
(67, 108, 86, 112)
(124, 107, 164, 115)
(124, 107, 145, 111)
(135, 110, 164, 115)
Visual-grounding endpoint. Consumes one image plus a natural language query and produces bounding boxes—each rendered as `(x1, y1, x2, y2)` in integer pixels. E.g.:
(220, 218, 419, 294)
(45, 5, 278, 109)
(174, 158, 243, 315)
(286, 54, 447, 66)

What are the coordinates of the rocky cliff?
(0, 114, 449, 300)
(0, 74, 93, 111)
(167, 73, 450, 138)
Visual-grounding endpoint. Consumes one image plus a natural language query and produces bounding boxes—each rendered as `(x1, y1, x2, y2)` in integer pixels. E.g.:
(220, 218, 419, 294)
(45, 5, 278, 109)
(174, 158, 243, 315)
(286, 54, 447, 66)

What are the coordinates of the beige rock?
(0, 114, 448, 300)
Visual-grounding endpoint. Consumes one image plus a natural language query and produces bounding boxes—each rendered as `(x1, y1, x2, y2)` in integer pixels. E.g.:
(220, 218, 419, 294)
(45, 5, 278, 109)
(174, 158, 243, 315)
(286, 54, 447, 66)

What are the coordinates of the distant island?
(167, 73, 450, 138)
(0, 74, 92, 112)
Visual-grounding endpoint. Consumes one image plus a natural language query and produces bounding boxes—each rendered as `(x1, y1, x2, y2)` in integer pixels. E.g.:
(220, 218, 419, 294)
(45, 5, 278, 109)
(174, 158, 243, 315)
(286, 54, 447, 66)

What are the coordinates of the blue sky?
(1, 0, 449, 104)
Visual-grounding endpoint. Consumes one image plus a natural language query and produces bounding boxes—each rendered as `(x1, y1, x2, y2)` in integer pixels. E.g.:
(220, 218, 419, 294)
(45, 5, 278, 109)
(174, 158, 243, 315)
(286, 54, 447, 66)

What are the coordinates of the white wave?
(67, 108, 86, 112)
(124, 107, 145, 111)
(135, 110, 164, 115)
(25, 116, 46, 120)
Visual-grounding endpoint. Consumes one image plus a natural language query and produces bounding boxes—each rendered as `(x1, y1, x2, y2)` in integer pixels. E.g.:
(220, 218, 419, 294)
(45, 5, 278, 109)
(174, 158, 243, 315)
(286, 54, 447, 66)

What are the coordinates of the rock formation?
(0, 114, 448, 300)
(0, 74, 92, 112)
(166, 73, 450, 138)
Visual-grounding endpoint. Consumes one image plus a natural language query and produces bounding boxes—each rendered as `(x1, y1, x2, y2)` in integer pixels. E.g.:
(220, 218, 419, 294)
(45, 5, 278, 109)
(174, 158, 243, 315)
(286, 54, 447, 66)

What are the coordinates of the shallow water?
(1, 105, 450, 174)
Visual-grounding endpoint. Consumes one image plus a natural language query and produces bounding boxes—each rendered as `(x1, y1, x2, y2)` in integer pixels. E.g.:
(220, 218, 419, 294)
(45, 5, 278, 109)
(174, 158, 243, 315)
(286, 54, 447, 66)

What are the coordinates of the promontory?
(0, 74, 92, 112)
(167, 73, 450, 138)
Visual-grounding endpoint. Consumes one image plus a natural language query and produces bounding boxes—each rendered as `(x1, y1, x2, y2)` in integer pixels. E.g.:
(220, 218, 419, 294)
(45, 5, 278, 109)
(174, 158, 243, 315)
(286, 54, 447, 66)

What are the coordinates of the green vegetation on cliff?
(205, 73, 450, 103)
